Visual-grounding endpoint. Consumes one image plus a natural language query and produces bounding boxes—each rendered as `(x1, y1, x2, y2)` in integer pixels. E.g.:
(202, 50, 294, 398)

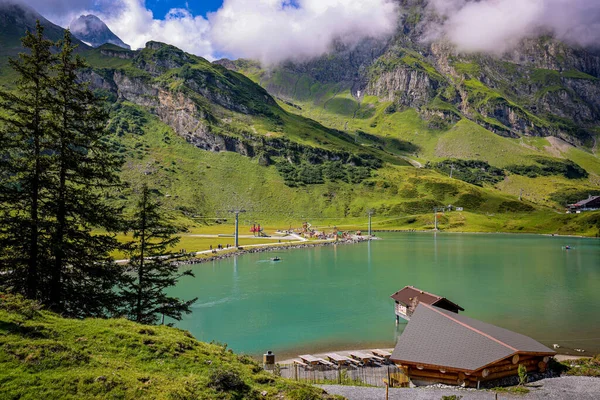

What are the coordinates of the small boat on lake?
(271, 257, 281, 262)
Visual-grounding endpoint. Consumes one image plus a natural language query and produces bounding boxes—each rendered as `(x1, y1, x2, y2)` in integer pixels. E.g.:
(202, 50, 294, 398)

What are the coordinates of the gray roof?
(573, 196, 600, 207)
(390, 286, 465, 311)
(391, 304, 555, 372)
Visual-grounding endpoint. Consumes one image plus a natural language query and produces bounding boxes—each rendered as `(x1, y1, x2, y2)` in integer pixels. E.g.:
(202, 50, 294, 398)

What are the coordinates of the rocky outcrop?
(503, 39, 600, 78)
(100, 48, 136, 59)
(367, 67, 438, 108)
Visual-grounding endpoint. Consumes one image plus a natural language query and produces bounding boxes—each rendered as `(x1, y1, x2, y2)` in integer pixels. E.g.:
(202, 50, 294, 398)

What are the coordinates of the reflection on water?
(169, 233, 600, 358)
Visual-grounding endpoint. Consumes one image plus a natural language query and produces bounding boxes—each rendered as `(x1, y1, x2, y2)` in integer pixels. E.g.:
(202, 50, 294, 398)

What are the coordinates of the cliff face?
(86, 42, 380, 170)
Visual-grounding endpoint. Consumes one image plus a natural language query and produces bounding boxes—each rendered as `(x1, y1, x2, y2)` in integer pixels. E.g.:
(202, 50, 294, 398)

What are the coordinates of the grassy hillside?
(235, 66, 600, 211)
(113, 102, 546, 222)
(0, 19, 598, 237)
(0, 294, 338, 399)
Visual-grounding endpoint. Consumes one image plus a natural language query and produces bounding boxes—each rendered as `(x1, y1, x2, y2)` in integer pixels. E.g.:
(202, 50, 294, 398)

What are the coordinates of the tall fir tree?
(1, 25, 128, 317)
(0, 21, 54, 300)
(123, 184, 196, 325)
(44, 30, 126, 317)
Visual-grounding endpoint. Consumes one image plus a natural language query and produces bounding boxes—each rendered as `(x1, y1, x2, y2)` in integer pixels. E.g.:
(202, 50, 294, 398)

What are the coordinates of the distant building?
(391, 303, 556, 388)
(390, 286, 464, 322)
(567, 195, 600, 212)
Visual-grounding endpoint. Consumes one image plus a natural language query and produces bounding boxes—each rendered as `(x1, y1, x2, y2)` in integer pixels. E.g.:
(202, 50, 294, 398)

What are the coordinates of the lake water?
(169, 233, 600, 359)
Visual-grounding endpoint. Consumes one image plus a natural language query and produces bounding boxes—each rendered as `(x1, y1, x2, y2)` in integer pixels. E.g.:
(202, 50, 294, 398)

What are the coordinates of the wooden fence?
(264, 363, 409, 388)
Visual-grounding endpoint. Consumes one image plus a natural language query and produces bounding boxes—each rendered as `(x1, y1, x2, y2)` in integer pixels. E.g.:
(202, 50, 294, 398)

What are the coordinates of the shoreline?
(172, 236, 373, 266)
(172, 229, 598, 267)
(374, 229, 599, 239)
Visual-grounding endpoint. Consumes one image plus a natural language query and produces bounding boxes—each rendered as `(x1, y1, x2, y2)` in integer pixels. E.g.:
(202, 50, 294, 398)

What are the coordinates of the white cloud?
(426, 0, 600, 54)
(16, 0, 399, 63)
(99, 0, 213, 58)
(209, 0, 399, 64)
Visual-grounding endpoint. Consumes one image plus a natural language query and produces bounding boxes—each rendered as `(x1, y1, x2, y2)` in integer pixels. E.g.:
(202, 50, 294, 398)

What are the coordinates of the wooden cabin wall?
(400, 355, 548, 387)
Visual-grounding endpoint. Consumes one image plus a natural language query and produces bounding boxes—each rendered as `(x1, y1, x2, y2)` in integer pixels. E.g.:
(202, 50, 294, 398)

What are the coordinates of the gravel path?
(320, 376, 600, 399)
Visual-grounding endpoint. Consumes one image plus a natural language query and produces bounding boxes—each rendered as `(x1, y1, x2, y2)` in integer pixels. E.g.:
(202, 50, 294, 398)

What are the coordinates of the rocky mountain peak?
(70, 14, 130, 50)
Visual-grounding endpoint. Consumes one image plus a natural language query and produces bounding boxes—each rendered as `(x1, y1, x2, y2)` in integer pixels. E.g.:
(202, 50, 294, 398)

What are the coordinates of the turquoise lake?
(169, 233, 600, 359)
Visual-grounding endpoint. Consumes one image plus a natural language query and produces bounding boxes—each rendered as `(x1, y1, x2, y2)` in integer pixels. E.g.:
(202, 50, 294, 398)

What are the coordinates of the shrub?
(518, 364, 528, 386)
(429, 159, 504, 186)
(506, 157, 588, 180)
(0, 293, 42, 320)
(288, 387, 323, 400)
(497, 201, 535, 213)
(208, 367, 248, 393)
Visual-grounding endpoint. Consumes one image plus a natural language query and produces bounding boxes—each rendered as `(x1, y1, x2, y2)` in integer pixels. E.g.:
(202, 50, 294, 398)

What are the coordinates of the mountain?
(221, 3, 600, 146)
(70, 14, 130, 50)
(215, 0, 600, 211)
(0, 1, 598, 235)
(0, 0, 86, 54)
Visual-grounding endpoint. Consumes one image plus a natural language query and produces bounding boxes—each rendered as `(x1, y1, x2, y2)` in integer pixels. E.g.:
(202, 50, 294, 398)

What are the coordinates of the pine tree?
(1, 26, 128, 317)
(44, 30, 126, 317)
(123, 184, 196, 325)
(0, 21, 54, 300)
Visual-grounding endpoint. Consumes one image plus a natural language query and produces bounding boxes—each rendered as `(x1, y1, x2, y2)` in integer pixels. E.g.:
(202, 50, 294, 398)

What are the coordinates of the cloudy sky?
(16, 0, 399, 64)
(13, 0, 600, 64)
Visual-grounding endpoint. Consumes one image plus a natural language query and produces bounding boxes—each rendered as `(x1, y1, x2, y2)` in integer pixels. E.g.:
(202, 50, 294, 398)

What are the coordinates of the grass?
(490, 386, 530, 395)
(561, 355, 600, 377)
(116, 102, 551, 226)
(0, 294, 337, 399)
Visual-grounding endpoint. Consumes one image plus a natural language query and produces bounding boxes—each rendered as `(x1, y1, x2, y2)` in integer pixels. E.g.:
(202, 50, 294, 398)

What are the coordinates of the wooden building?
(390, 286, 464, 322)
(391, 303, 556, 388)
(568, 195, 600, 212)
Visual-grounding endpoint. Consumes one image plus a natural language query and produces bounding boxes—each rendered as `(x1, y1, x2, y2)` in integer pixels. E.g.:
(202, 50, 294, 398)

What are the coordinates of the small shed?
(390, 286, 464, 322)
(568, 195, 600, 212)
(391, 303, 556, 388)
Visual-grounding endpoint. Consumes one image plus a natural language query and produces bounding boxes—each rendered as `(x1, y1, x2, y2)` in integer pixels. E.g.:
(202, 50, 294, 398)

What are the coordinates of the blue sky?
(146, 0, 224, 18)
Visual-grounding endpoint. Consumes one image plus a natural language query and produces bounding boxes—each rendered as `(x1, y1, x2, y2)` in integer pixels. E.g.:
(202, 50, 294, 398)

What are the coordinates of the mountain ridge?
(70, 14, 130, 50)
(0, 1, 598, 234)
(215, 0, 600, 148)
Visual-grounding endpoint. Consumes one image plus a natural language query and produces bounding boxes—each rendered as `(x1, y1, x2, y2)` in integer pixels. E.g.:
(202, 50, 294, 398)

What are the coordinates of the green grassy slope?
(1, 21, 597, 235)
(235, 66, 600, 212)
(115, 102, 540, 222)
(0, 294, 337, 399)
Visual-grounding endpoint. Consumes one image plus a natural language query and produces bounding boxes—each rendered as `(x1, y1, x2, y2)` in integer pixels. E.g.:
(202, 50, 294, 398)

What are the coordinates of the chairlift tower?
(229, 209, 246, 248)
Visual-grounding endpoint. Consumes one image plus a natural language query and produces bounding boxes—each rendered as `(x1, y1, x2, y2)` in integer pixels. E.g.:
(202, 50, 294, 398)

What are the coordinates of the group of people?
(210, 243, 231, 254)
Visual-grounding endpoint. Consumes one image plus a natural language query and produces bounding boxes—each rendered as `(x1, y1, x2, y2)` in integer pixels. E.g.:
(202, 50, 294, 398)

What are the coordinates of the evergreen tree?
(44, 30, 126, 317)
(0, 21, 54, 300)
(1, 25, 127, 317)
(122, 184, 196, 325)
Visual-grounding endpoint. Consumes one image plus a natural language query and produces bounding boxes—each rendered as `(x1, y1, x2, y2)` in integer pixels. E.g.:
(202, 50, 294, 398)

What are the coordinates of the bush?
(506, 157, 588, 180)
(497, 201, 535, 213)
(0, 293, 42, 320)
(456, 193, 485, 209)
(288, 387, 324, 400)
(518, 364, 528, 386)
(428, 159, 505, 186)
(208, 367, 248, 393)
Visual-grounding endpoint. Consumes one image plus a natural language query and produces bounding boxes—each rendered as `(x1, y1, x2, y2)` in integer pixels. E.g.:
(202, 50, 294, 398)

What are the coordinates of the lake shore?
(172, 236, 374, 266)
(374, 229, 599, 239)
